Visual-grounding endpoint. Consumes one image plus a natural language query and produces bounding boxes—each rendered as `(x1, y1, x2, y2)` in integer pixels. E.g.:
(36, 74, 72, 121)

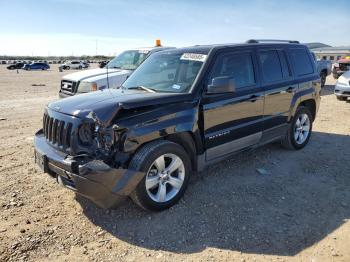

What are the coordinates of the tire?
(281, 106, 313, 150)
(320, 72, 327, 88)
(336, 96, 348, 101)
(66, 66, 70, 70)
(130, 140, 191, 211)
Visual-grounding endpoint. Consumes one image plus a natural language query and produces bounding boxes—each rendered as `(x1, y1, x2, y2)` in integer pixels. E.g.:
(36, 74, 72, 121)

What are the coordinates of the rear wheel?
(282, 106, 313, 150)
(66, 66, 70, 70)
(130, 140, 191, 211)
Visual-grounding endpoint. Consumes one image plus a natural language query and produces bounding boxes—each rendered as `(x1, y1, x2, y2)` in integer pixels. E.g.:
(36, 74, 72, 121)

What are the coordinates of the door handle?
(286, 87, 296, 93)
(249, 95, 260, 102)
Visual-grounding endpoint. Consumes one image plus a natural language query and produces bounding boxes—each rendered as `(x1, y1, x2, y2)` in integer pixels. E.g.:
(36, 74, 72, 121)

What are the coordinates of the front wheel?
(130, 140, 191, 211)
(282, 106, 313, 150)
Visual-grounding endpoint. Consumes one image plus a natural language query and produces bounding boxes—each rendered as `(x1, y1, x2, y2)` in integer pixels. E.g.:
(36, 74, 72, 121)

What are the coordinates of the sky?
(0, 0, 349, 56)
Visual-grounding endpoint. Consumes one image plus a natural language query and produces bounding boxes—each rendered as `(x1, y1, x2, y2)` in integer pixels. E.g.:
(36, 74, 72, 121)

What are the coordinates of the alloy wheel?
(145, 153, 185, 203)
(294, 113, 310, 144)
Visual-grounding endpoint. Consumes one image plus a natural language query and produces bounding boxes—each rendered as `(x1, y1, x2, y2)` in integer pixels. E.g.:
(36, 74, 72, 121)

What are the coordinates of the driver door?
(201, 49, 264, 161)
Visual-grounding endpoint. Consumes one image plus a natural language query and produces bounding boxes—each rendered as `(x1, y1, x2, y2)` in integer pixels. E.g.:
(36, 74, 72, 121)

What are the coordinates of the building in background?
(307, 43, 350, 62)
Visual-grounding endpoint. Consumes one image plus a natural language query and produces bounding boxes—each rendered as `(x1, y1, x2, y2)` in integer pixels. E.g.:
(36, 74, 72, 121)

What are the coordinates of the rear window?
(279, 51, 291, 79)
(259, 50, 283, 82)
(289, 48, 314, 76)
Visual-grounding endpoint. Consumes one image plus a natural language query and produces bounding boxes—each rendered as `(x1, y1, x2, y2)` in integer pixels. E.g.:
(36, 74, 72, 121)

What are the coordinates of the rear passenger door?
(201, 49, 264, 161)
(257, 48, 295, 130)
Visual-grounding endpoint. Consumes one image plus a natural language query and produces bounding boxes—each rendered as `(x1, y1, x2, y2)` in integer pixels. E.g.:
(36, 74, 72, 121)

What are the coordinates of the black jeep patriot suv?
(34, 40, 321, 211)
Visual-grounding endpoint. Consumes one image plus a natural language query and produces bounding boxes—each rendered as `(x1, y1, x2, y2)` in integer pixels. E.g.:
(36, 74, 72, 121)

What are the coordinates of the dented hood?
(48, 89, 193, 126)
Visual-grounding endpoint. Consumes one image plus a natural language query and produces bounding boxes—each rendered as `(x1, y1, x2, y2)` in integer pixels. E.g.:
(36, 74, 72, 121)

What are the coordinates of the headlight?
(78, 123, 94, 145)
(77, 82, 98, 93)
(337, 76, 349, 86)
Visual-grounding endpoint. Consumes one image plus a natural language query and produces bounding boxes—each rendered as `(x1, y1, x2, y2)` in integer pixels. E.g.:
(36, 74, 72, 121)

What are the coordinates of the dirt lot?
(0, 64, 349, 262)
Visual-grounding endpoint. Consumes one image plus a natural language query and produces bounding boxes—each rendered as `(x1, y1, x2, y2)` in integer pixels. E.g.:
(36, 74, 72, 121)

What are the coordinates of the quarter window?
(209, 52, 255, 89)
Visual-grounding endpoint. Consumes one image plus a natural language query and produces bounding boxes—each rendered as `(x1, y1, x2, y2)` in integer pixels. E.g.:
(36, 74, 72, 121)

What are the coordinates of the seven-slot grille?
(60, 80, 77, 94)
(43, 113, 73, 149)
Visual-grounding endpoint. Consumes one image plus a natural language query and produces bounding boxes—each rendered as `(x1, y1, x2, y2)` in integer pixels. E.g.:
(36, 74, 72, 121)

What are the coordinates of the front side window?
(122, 52, 205, 93)
(289, 48, 314, 76)
(209, 52, 255, 89)
(107, 50, 149, 70)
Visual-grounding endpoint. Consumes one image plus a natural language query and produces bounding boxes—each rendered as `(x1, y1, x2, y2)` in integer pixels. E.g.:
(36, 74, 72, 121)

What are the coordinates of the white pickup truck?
(59, 46, 173, 98)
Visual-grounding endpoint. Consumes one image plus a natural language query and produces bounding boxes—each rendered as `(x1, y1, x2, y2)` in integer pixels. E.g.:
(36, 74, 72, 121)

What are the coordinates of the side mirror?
(207, 76, 236, 94)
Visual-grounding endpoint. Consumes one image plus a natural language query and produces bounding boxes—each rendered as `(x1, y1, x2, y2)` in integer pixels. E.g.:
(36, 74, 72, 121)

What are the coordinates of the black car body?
(34, 40, 321, 210)
(7, 62, 26, 70)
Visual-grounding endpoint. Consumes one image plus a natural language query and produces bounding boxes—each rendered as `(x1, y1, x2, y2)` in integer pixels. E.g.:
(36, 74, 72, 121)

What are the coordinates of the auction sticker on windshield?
(180, 53, 207, 62)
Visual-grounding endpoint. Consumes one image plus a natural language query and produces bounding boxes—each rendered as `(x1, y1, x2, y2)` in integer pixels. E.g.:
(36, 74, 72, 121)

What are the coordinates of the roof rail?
(246, 39, 300, 44)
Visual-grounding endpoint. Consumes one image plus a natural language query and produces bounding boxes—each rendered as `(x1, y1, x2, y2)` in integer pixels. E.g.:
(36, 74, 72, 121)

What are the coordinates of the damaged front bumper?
(34, 129, 144, 208)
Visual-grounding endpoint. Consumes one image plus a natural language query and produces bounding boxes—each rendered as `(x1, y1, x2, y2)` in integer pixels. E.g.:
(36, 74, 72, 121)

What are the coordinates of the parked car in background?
(98, 60, 109, 68)
(35, 40, 321, 211)
(23, 62, 50, 70)
(59, 43, 174, 98)
(311, 52, 331, 87)
(334, 70, 350, 101)
(82, 61, 90, 69)
(61, 61, 85, 70)
(6, 62, 26, 70)
(333, 57, 350, 79)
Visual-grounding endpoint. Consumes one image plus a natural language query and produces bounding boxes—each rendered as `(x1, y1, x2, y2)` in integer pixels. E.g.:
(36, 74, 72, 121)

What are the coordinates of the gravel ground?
(0, 65, 350, 262)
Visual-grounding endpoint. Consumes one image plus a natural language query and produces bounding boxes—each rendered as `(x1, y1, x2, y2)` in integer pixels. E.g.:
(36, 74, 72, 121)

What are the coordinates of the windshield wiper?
(127, 86, 157, 93)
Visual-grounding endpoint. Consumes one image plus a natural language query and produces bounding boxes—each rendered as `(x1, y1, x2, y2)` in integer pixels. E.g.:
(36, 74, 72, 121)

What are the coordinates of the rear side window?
(259, 50, 283, 82)
(209, 52, 255, 89)
(289, 48, 314, 76)
(279, 51, 291, 79)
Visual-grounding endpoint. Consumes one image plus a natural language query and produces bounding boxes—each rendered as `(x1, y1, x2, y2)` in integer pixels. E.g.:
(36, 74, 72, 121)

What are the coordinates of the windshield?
(106, 50, 149, 70)
(122, 52, 206, 93)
